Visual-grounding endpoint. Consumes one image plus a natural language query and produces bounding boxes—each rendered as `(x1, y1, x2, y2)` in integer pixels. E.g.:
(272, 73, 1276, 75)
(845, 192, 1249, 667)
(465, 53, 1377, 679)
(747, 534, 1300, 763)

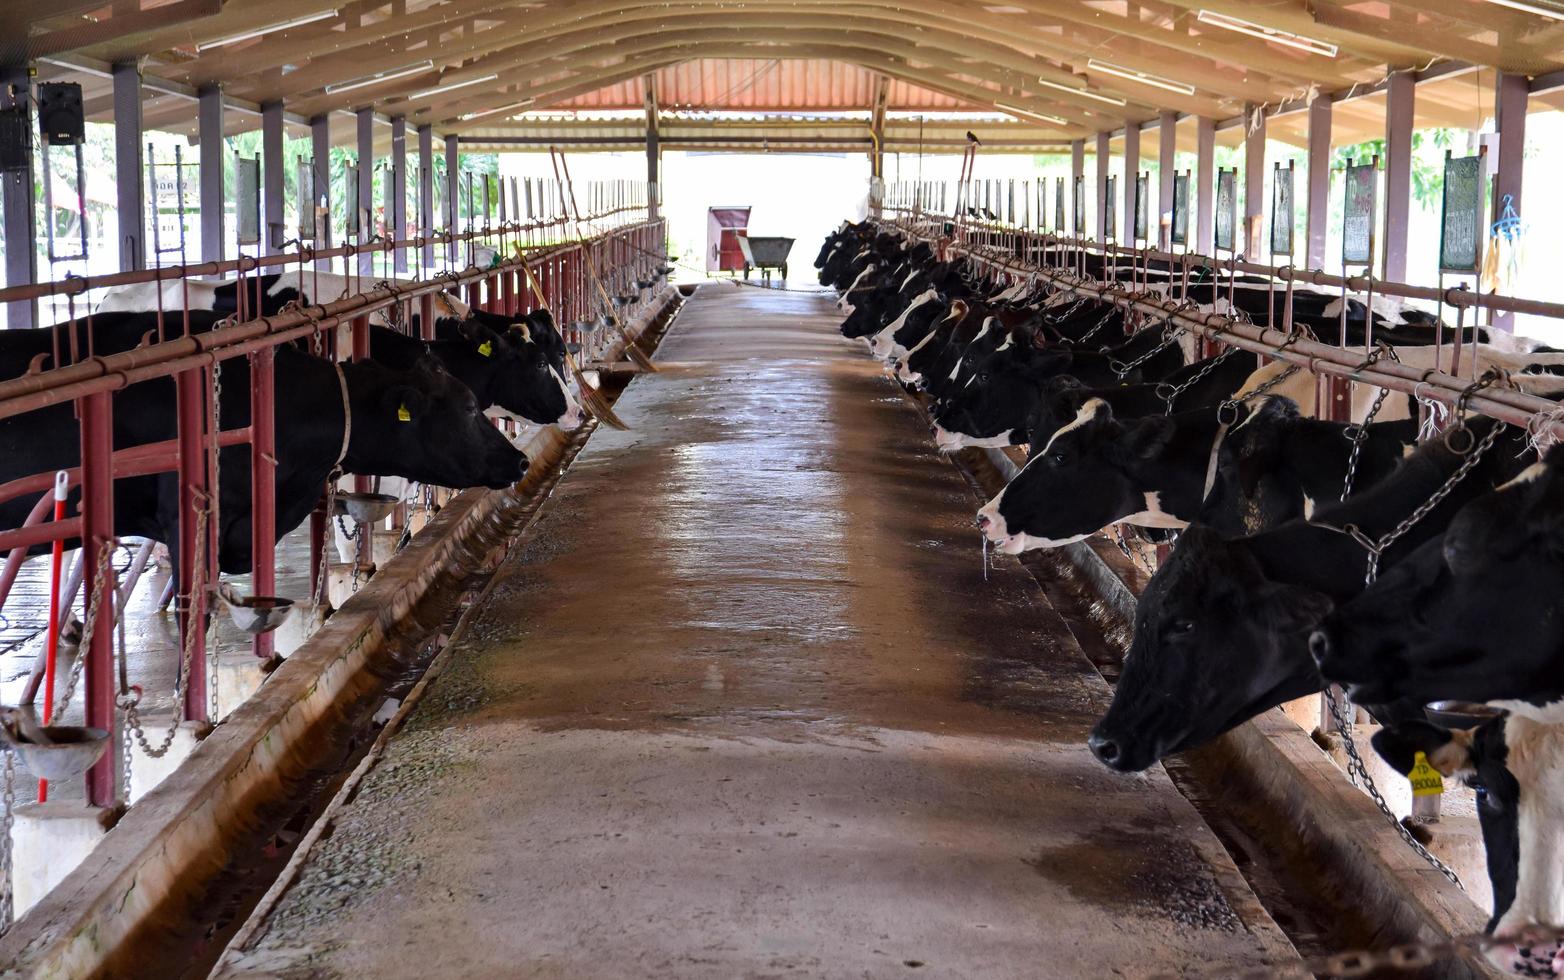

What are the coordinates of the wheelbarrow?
(735, 232, 795, 283)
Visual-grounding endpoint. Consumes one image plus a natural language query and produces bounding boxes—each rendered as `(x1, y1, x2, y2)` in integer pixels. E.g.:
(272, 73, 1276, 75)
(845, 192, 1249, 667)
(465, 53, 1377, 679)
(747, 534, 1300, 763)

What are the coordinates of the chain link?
(1157, 343, 1242, 415)
(1339, 345, 1399, 501)
(120, 501, 205, 760)
(51, 542, 115, 714)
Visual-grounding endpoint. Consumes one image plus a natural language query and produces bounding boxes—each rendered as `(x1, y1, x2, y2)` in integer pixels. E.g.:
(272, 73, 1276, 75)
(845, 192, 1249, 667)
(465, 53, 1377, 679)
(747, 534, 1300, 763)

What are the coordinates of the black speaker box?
(37, 82, 84, 146)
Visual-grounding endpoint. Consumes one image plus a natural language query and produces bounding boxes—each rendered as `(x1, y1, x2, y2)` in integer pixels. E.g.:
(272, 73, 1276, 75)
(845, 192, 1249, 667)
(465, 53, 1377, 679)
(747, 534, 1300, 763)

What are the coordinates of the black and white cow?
(0, 312, 526, 574)
(1085, 420, 1530, 773)
(1310, 450, 1564, 720)
(1372, 716, 1564, 977)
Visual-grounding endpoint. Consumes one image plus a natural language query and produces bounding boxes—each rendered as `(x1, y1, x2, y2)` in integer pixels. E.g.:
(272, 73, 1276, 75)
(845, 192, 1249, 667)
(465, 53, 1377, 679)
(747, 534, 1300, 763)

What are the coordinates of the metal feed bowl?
(1424, 700, 1505, 729)
(220, 593, 296, 635)
(0, 710, 111, 781)
(636, 279, 654, 290)
(335, 491, 399, 524)
(612, 295, 636, 308)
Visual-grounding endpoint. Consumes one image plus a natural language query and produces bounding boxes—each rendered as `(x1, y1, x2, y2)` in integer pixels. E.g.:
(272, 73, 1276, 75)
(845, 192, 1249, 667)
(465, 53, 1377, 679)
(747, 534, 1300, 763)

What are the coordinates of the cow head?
(1310, 454, 1564, 718)
(1087, 524, 1332, 771)
(931, 339, 1069, 451)
(977, 399, 1191, 553)
(1372, 716, 1564, 977)
(344, 356, 527, 490)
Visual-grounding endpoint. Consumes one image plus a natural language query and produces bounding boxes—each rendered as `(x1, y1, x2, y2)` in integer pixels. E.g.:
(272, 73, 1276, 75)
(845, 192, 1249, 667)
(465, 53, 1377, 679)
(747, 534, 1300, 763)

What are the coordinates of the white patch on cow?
(1118, 493, 1190, 530)
(980, 495, 1091, 554)
(933, 425, 966, 452)
(1302, 494, 1316, 520)
(900, 268, 920, 291)
(1499, 461, 1549, 492)
(838, 262, 877, 311)
(1486, 716, 1564, 967)
(1035, 398, 1107, 457)
(1490, 697, 1564, 725)
(871, 288, 938, 360)
(995, 335, 1015, 353)
(550, 366, 585, 428)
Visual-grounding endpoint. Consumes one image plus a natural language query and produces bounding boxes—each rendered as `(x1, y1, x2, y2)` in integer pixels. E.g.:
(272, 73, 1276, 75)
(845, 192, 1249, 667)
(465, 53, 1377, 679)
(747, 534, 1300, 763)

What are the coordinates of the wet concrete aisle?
(217, 284, 1299, 979)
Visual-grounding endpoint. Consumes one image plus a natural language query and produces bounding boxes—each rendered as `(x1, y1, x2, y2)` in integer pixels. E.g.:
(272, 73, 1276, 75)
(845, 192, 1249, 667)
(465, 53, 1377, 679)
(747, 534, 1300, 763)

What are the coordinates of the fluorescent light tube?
(1196, 10, 1339, 57)
(1086, 59, 1196, 97)
(323, 60, 435, 95)
(197, 9, 339, 51)
(1481, 0, 1564, 18)
(1034, 77, 1127, 107)
(408, 74, 501, 101)
(995, 102, 1067, 126)
(458, 98, 535, 122)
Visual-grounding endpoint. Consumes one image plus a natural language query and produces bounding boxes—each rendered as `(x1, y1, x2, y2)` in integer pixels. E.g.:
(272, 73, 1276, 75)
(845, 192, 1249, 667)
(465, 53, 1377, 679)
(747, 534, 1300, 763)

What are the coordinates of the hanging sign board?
(236, 155, 260, 245)
(1072, 175, 1085, 235)
(1171, 171, 1190, 246)
(1105, 174, 1117, 241)
(1271, 162, 1295, 257)
(1343, 161, 1377, 266)
(1440, 152, 1483, 274)
(1134, 172, 1149, 242)
(1214, 167, 1236, 251)
(296, 158, 316, 239)
(1055, 177, 1065, 234)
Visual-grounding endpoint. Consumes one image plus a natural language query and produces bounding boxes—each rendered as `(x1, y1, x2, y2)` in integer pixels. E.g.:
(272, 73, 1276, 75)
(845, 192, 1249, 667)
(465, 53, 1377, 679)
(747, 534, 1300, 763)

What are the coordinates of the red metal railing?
(0, 212, 667, 807)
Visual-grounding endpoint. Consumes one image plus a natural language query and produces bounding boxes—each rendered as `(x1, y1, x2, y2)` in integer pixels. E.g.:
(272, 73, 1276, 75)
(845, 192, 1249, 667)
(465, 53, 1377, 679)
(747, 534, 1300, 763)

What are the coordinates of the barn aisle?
(216, 283, 1299, 978)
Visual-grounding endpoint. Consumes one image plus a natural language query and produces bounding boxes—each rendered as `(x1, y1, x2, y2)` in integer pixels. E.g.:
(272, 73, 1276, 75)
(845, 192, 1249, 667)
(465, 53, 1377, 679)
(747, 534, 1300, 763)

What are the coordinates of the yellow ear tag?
(397, 404, 412, 423)
(478, 341, 494, 357)
(1409, 751, 1444, 797)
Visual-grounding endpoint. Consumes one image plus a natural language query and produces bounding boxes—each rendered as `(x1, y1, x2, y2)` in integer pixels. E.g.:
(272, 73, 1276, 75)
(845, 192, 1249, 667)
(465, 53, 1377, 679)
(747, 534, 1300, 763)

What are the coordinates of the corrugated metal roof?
(558, 59, 968, 111)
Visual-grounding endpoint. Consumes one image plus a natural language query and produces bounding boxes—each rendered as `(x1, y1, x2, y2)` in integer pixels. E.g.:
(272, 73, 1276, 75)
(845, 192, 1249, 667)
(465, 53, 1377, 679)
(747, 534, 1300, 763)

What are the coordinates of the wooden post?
(1095, 130, 1110, 240)
(392, 116, 408, 273)
(2, 65, 37, 327)
(356, 107, 374, 275)
(311, 114, 332, 270)
(1383, 72, 1414, 282)
(198, 86, 225, 263)
(1196, 116, 1215, 254)
(262, 100, 284, 254)
(1158, 112, 1177, 249)
(1244, 104, 1266, 258)
(1493, 72, 1528, 332)
(1123, 120, 1140, 244)
(644, 75, 660, 220)
(113, 61, 145, 272)
(1306, 97, 1332, 270)
(444, 134, 459, 267)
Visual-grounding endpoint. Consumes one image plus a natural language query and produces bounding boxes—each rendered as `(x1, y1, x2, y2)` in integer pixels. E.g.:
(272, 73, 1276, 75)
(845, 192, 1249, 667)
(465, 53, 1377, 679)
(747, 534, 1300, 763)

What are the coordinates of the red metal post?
(250, 347, 276, 660)
(502, 267, 517, 316)
(175, 368, 209, 723)
(351, 315, 372, 568)
(78, 391, 117, 806)
(419, 293, 436, 341)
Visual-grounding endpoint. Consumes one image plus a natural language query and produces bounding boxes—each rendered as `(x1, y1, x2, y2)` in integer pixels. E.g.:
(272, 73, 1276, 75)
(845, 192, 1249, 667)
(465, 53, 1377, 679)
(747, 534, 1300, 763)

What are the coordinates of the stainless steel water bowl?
(335, 491, 399, 524)
(7, 726, 111, 780)
(221, 593, 296, 635)
(612, 295, 635, 308)
(636, 279, 654, 290)
(1424, 700, 1505, 729)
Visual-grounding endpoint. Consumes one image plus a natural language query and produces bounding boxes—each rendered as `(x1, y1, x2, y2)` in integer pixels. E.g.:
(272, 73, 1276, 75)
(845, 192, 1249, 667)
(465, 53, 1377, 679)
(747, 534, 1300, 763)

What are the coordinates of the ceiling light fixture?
(1195, 10, 1339, 57)
(1034, 77, 1127, 107)
(458, 98, 535, 121)
(995, 102, 1067, 126)
(197, 9, 340, 52)
(1479, 0, 1564, 19)
(1085, 59, 1196, 96)
(323, 60, 435, 95)
(408, 73, 501, 100)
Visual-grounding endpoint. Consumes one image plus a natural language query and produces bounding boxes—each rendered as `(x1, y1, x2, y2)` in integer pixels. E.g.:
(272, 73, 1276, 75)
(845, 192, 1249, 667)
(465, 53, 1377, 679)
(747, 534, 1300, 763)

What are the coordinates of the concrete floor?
(216, 283, 1301, 980)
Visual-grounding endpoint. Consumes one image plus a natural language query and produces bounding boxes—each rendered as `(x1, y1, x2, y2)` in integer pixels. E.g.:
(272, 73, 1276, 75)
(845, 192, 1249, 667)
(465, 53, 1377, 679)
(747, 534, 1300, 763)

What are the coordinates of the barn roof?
(14, 0, 1564, 152)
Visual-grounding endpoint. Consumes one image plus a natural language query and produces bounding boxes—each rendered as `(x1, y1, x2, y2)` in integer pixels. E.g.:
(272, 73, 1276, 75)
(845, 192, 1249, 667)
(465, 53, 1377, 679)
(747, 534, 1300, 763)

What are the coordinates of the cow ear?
(1257, 582, 1333, 633)
(411, 354, 447, 378)
(1370, 722, 1473, 777)
(382, 385, 432, 422)
(1115, 415, 1175, 461)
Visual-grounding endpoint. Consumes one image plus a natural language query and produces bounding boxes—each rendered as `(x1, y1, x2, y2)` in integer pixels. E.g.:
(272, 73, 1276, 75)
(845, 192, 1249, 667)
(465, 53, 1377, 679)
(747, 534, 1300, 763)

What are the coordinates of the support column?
(1157, 112, 1177, 248)
(1494, 72, 1528, 331)
(197, 87, 225, 263)
(356, 107, 374, 275)
(311, 115, 331, 269)
(1383, 73, 1414, 282)
(418, 124, 434, 267)
(444, 134, 459, 266)
(1123, 120, 1140, 243)
(113, 61, 145, 272)
(2, 66, 37, 327)
(391, 116, 407, 272)
(644, 75, 660, 220)
(1244, 105, 1267, 258)
(1095, 130, 1110, 240)
(1306, 97, 1332, 269)
(1070, 139, 1084, 233)
(1196, 116, 1215, 254)
(869, 75, 889, 216)
(261, 100, 284, 253)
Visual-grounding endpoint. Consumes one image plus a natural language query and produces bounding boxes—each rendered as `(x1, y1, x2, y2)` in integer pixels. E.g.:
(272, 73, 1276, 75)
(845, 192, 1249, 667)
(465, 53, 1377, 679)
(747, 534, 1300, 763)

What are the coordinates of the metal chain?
(309, 467, 343, 635)
(120, 502, 206, 759)
(208, 360, 223, 722)
(1110, 321, 1186, 379)
(52, 542, 116, 713)
(1157, 343, 1241, 415)
(1340, 345, 1399, 500)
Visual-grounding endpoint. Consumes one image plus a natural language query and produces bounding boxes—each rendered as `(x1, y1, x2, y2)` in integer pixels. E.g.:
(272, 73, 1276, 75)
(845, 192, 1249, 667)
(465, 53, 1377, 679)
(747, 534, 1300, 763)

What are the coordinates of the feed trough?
(335, 491, 399, 524)
(735, 232, 794, 283)
(0, 708, 110, 781)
